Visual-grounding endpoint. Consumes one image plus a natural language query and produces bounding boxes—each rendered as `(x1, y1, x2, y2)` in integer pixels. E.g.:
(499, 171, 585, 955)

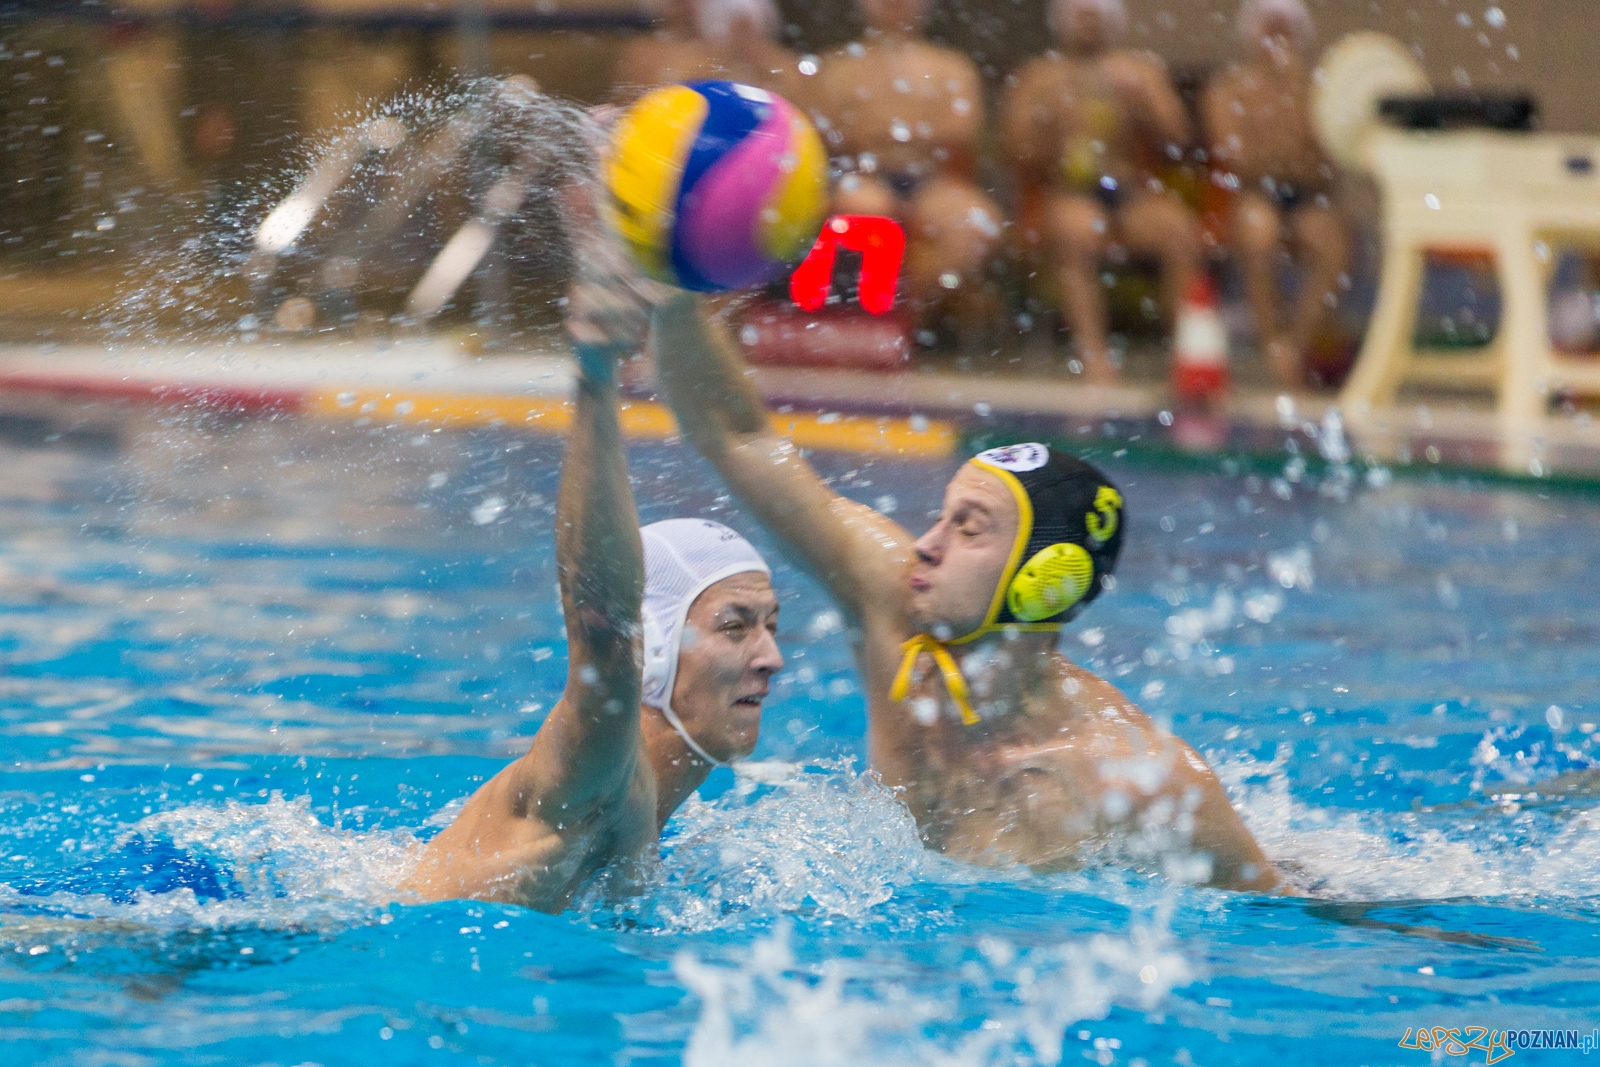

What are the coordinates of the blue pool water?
(1, 410, 1597, 1065)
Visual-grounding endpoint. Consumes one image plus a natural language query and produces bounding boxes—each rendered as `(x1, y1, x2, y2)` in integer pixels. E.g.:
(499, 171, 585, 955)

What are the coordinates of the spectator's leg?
(831, 174, 898, 219)
(1288, 202, 1351, 365)
(1231, 190, 1297, 386)
(1046, 193, 1113, 382)
(1121, 191, 1204, 327)
(902, 176, 1003, 325)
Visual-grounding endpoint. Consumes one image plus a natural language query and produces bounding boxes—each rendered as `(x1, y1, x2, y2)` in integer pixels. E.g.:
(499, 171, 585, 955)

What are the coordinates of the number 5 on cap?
(789, 215, 905, 315)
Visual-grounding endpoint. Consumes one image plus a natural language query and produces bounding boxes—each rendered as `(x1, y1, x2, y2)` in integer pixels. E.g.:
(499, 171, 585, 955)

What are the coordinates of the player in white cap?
(405, 232, 782, 911)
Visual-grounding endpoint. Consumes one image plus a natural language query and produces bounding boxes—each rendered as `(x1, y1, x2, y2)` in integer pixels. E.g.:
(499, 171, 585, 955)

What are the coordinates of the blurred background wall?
(0, 0, 1588, 336)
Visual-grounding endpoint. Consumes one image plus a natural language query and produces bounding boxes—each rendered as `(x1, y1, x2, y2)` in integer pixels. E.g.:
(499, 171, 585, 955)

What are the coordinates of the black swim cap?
(963, 442, 1125, 634)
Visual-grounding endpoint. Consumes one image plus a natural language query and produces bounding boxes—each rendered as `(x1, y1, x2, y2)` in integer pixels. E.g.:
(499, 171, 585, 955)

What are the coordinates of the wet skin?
(653, 293, 1286, 892)
(404, 361, 783, 912)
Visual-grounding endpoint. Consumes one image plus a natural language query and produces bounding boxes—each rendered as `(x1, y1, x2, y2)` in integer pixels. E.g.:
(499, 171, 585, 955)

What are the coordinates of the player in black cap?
(891, 442, 1126, 725)
(651, 293, 1286, 893)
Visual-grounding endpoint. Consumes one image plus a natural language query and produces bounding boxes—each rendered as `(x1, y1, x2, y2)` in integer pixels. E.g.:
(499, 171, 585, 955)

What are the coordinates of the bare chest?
(919, 740, 1113, 868)
(829, 51, 975, 133)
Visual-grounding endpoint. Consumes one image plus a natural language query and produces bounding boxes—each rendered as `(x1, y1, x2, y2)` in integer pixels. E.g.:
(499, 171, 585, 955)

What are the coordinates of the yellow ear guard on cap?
(1007, 541, 1095, 622)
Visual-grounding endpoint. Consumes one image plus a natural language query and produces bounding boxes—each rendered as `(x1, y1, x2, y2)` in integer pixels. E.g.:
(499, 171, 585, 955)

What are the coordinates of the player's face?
(860, 0, 929, 34)
(908, 464, 1019, 638)
(671, 572, 783, 762)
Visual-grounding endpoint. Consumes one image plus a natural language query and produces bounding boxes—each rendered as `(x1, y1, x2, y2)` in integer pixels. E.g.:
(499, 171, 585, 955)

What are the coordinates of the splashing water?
(103, 75, 599, 350)
(4, 430, 1600, 1064)
(1221, 750, 1600, 901)
(2, 794, 418, 936)
(675, 913, 1194, 1067)
(587, 760, 931, 932)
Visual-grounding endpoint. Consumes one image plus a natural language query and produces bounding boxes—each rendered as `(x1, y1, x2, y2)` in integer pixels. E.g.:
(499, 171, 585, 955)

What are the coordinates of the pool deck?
(2, 337, 1600, 479)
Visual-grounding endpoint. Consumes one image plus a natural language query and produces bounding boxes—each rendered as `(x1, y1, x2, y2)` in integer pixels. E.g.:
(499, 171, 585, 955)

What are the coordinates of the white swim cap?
(640, 518, 771, 766)
(696, 0, 779, 42)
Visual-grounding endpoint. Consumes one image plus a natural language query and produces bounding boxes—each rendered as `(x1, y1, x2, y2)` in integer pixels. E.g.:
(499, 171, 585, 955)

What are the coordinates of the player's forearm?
(1190, 773, 1287, 893)
(653, 293, 770, 448)
(652, 292, 889, 617)
(556, 353, 645, 684)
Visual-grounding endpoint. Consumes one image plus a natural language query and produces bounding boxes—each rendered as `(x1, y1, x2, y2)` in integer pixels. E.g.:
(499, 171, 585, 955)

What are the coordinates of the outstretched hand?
(562, 112, 675, 355)
(564, 216, 671, 353)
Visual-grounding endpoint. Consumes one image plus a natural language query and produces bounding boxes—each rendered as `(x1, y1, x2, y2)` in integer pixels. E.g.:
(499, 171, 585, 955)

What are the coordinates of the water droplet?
(471, 496, 507, 525)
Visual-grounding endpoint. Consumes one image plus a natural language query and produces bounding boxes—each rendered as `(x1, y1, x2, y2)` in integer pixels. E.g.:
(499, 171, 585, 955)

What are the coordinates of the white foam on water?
(1219, 753, 1600, 900)
(0, 794, 420, 937)
(674, 915, 1193, 1067)
(587, 760, 931, 932)
(599, 762, 1200, 1067)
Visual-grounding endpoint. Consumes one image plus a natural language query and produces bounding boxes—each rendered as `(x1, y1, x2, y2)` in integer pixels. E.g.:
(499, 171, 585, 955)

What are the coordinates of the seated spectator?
(1000, 0, 1200, 382)
(1202, 0, 1347, 387)
(611, 0, 803, 104)
(815, 0, 1003, 332)
(694, 0, 806, 103)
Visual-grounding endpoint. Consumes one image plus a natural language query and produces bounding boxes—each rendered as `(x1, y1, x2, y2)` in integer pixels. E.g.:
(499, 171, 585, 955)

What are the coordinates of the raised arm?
(652, 293, 912, 624)
(516, 347, 645, 810)
(404, 345, 645, 903)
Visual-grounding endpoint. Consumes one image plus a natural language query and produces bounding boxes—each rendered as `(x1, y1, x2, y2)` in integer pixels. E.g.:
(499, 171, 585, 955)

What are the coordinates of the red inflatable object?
(789, 215, 905, 315)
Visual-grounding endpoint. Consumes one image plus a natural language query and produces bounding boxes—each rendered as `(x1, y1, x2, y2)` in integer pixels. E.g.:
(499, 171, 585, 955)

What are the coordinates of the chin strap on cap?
(656, 704, 729, 768)
(890, 634, 979, 725)
(639, 518, 771, 769)
(640, 606, 727, 767)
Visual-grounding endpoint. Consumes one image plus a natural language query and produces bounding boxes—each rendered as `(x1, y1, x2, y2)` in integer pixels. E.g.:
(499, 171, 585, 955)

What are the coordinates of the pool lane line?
(304, 389, 958, 458)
